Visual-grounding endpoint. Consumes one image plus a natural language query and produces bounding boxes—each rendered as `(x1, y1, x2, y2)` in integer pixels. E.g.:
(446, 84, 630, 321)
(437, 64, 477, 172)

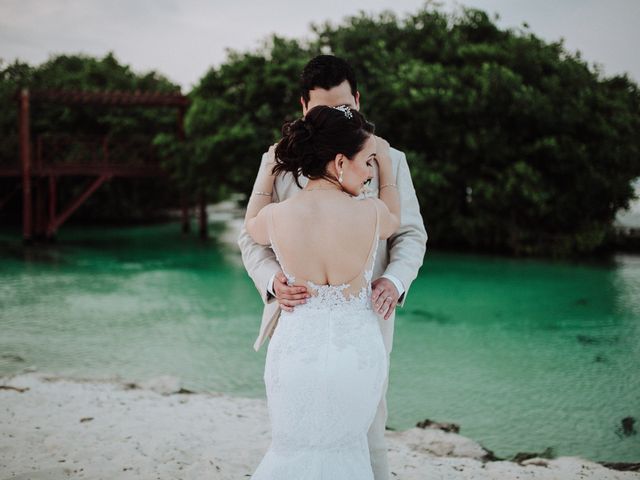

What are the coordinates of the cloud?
(1, 0, 638, 89)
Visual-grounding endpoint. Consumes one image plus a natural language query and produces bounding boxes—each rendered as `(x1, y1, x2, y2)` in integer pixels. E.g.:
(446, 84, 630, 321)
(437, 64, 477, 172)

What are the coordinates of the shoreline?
(1, 370, 638, 479)
(2, 195, 640, 258)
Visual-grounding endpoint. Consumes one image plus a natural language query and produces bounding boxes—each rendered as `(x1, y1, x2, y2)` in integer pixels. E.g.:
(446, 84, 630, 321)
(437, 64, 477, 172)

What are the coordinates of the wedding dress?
(251, 197, 388, 480)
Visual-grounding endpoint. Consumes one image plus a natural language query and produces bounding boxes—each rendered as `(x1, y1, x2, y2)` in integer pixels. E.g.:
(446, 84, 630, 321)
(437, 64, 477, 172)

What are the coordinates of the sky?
(1, 0, 639, 91)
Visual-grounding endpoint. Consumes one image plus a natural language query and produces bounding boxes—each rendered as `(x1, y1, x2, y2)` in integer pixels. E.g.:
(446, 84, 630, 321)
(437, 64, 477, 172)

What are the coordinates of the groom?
(237, 54, 427, 480)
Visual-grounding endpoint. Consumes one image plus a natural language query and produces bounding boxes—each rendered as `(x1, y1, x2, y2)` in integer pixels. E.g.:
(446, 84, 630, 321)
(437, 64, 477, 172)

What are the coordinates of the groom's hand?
(274, 272, 310, 312)
(371, 278, 399, 320)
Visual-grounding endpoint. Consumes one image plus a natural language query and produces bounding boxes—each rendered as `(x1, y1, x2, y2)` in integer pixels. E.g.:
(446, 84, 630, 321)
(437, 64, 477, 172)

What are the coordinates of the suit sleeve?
(382, 150, 428, 307)
(237, 151, 281, 305)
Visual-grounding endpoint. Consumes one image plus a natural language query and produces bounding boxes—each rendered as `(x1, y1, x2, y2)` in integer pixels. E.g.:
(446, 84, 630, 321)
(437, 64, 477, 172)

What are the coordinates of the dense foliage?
(2, 5, 639, 256)
(181, 36, 309, 200)
(187, 7, 640, 256)
(313, 9, 640, 255)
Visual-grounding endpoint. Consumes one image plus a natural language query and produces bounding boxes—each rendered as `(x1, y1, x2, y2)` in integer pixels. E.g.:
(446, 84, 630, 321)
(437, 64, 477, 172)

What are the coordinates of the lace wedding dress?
(251, 198, 388, 480)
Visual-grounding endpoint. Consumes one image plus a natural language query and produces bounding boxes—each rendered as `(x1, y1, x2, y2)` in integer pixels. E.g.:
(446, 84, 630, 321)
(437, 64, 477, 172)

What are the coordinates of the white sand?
(1, 371, 637, 480)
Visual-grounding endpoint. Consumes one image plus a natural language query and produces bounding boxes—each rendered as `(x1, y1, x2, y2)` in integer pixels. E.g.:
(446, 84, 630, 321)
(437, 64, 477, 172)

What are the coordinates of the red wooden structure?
(0, 88, 208, 242)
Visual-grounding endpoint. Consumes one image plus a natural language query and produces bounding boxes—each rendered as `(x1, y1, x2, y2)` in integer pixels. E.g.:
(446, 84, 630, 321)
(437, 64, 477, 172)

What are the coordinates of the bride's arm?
(244, 144, 277, 245)
(374, 136, 401, 238)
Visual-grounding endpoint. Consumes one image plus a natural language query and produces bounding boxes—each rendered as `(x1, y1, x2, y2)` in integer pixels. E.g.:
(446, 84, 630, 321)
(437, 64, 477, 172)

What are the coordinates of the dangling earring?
(338, 170, 343, 183)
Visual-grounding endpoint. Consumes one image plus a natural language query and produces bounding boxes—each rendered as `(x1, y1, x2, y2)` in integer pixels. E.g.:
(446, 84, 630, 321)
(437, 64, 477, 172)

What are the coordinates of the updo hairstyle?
(272, 105, 375, 189)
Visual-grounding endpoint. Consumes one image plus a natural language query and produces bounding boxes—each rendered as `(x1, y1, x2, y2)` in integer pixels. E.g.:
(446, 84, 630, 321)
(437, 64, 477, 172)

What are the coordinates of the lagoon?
(0, 216, 638, 463)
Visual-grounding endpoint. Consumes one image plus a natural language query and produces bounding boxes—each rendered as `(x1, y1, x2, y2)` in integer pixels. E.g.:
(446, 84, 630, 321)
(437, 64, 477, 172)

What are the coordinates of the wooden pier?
(0, 88, 209, 242)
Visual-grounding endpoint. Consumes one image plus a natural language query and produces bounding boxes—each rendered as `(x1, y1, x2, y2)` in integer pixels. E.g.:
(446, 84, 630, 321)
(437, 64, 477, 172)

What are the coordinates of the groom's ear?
(300, 96, 308, 115)
(354, 91, 361, 111)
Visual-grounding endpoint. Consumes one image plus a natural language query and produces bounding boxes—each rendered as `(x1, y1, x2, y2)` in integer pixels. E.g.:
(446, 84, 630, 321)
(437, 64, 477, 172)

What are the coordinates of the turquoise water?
(0, 220, 638, 463)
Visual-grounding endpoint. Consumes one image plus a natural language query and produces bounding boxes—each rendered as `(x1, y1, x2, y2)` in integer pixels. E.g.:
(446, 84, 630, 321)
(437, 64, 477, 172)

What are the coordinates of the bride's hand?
(263, 142, 278, 176)
(374, 136, 391, 166)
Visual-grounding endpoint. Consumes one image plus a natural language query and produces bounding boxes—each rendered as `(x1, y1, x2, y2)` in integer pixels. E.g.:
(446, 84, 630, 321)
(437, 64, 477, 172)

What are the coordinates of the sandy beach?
(1, 370, 638, 480)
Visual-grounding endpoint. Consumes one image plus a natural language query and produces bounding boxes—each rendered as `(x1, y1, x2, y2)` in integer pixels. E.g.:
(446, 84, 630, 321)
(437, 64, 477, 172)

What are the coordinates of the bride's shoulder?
(270, 199, 299, 219)
(364, 196, 384, 211)
(365, 197, 392, 221)
(274, 197, 295, 213)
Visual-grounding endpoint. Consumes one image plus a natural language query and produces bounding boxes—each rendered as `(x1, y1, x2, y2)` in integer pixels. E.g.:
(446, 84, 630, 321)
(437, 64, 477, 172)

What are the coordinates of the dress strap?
(341, 198, 380, 285)
(361, 198, 381, 275)
(366, 198, 381, 261)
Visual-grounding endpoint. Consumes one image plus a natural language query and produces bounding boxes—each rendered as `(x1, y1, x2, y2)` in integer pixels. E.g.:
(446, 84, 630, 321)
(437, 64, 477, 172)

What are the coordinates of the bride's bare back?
(267, 191, 381, 300)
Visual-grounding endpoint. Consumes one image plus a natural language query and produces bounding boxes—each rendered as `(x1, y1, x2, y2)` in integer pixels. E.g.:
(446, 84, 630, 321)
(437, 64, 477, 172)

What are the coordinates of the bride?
(244, 104, 400, 479)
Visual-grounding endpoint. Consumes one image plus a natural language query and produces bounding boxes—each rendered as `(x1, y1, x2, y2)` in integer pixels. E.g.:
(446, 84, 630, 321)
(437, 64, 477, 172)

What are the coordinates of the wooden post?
(20, 88, 32, 243)
(177, 105, 189, 234)
(198, 191, 207, 239)
(36, 135, 43, 171)
(180, 191, 190, 233)
(35, 177, 45, 239)
(48, 175, 57, 241)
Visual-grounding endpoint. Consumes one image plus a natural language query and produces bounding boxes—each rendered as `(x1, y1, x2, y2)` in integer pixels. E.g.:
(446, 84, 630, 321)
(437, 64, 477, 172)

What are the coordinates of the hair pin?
(333, 104, 353, 119)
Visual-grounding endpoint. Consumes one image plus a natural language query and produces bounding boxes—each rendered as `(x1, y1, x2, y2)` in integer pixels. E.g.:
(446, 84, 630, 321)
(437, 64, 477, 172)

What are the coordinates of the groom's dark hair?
(300, 55, 358, 107)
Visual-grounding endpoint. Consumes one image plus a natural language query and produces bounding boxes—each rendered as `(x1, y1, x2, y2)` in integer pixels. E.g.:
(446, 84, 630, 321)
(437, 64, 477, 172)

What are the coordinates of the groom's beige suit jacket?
(238, 146, 427, 352)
